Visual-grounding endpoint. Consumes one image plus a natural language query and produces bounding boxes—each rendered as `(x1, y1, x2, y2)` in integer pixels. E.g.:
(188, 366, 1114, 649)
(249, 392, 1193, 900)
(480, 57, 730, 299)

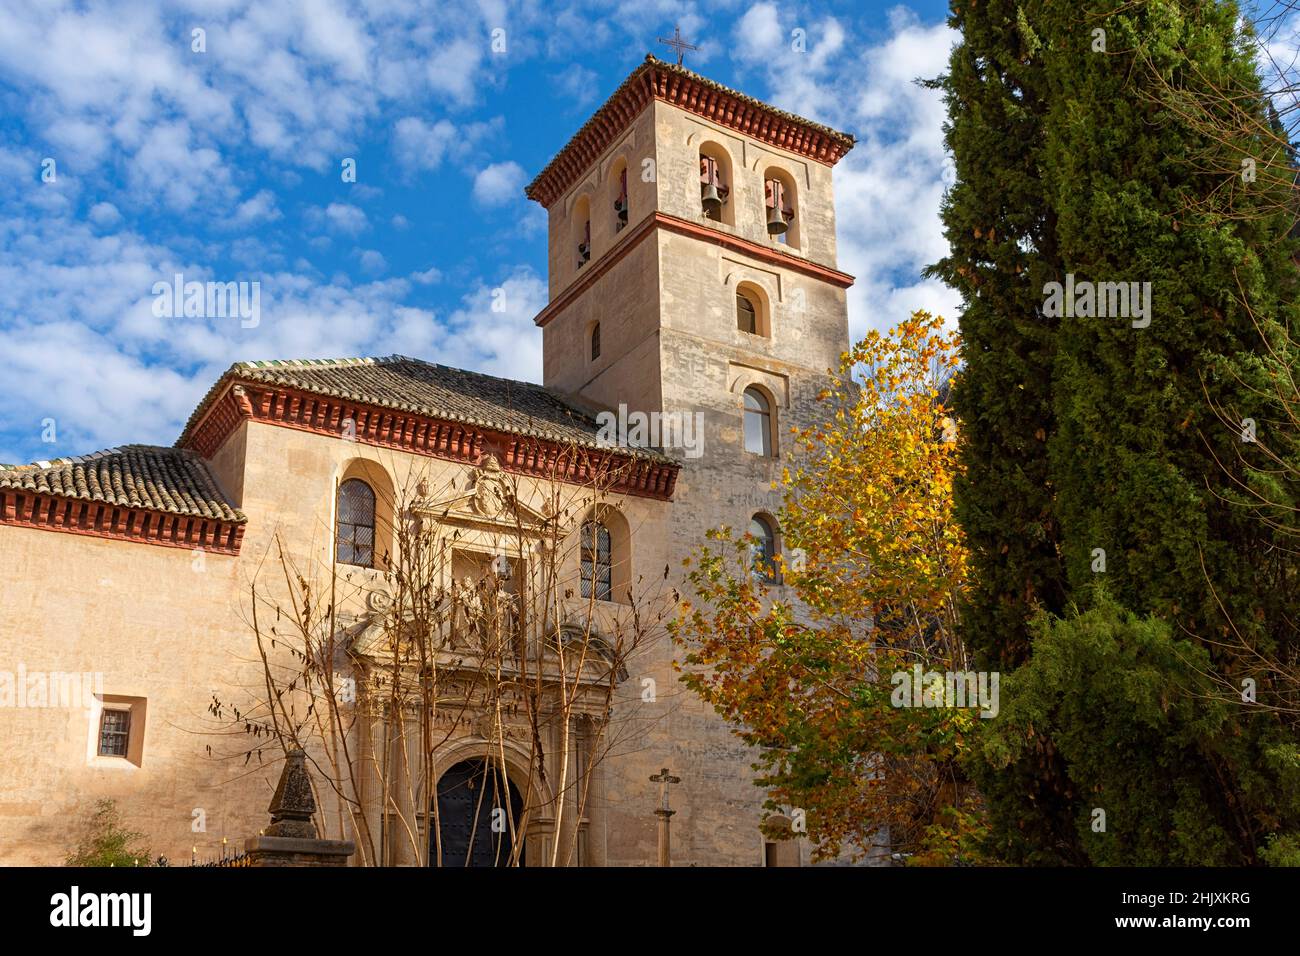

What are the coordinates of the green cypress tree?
(982, 597, 1236, 866)
(1042, 2, 1297, 645)
(927, 1, 1066, 674)
(926, 0, 1081, 863)
(1038, 0, 1300, 863)
(935, 0, 1300, 863)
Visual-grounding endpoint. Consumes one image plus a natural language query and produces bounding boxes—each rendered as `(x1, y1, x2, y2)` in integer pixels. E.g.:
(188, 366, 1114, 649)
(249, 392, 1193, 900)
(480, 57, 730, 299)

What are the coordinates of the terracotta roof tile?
(0, 445, 245, 522)
(526, 54, 856, 205)
(178, 355, 672, 463)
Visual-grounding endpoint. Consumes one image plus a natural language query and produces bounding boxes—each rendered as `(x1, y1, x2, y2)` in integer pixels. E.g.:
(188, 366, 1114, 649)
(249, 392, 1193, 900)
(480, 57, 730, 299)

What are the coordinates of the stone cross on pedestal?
(649, 767, 681, 867)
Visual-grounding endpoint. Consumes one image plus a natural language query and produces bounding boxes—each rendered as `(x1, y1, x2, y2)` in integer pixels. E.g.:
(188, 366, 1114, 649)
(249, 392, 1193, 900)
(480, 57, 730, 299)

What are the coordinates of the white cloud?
(550, 65, 601, 109)
(392, 116, 458, 173)
(392, 115, 504, 186)
(126, 121, 234, 213)
(306, 202, 369, 235)
(231, 190, 281, 227)
(0, 201, 550, 461)
(833, 13, 960, 337)
(472, 161, 525, 206)
(357, 249, 388, 275)
(734, 3, 786, 63)
(0, 318, 196, 464)
(426, 38, 486, 106)
(45, 118, 113, 165)
(0, 0, 500, 202)
(433, 269, 547, 382)
(229, 236, 285, 270)
(297, 0, 373, 81)
(87, 202, 121, 227)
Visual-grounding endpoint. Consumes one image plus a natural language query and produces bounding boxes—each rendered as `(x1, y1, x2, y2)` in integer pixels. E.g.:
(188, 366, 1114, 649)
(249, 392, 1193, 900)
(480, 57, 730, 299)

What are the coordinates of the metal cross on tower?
(657, 25, 698, 66)
(649, 766, 681, 866)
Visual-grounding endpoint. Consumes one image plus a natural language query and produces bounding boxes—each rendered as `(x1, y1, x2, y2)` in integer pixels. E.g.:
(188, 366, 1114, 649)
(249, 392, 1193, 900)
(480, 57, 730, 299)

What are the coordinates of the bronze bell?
(701, 182, 723, 216)
(766, 203, 788, 235)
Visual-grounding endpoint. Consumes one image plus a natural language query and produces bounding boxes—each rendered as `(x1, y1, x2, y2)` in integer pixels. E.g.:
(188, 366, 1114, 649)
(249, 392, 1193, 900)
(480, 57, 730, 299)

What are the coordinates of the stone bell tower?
(525, 54, 857, 865)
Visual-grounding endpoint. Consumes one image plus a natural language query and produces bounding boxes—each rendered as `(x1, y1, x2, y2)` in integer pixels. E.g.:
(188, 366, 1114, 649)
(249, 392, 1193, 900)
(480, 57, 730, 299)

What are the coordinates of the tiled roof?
(647, 54, 855, 147)
(525, 54, 856, 205)
(0, 445, 245, 522)
(178, 355, 671, 463)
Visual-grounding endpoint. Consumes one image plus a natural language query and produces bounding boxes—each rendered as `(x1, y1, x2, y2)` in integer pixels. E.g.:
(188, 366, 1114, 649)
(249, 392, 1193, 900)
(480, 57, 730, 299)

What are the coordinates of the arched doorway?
(432, 758, 526, 867)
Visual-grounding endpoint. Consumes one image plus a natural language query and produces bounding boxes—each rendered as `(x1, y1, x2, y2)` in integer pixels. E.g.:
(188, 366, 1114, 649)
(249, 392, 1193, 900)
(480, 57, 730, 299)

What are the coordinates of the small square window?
(98, 709, 131, 757)
(90, 695, 147, 767)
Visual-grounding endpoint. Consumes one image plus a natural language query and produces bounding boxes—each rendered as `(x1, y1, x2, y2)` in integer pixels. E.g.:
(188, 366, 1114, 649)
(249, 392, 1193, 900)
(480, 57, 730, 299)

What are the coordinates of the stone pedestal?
(244, 835, 355, 867)
(243, 747, 355, 866)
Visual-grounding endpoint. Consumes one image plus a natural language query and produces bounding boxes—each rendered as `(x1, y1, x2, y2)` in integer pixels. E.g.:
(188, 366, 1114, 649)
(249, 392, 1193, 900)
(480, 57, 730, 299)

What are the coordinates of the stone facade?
(0, 57, 867, 866)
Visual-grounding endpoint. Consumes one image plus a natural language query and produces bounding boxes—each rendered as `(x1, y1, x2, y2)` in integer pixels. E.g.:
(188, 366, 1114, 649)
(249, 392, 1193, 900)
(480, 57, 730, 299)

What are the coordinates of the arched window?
(749, 514, 778, 583)
(337, 478, 376, 567)
(764, 179, 791, 237)
(737, 291, 758, 334)
(763, 168, 799, 248)
(574, 195, 592, 268)
(580, 520, 613, 601)
(613, 163, 629, 232)
(699, 146, 732, 224)
(578, 219, 591, 266)
(735, 282, 770, 337)
(590, 321, 601, 361)
(743, 387, 773, 457)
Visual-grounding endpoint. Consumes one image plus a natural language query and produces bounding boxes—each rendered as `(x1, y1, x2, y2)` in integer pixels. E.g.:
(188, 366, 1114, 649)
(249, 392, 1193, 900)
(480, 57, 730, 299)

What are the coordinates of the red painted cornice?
(657, 212, 856, 286)
(181, 382, 679, 501)
(526, 56, 856, 209)
(186, 383, 256, 459)
(0, 490, 245, 554)
(532, 211, 854, 329)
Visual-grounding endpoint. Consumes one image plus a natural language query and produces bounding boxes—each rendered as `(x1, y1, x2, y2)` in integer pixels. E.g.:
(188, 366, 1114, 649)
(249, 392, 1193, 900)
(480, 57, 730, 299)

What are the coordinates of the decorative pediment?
(346, 600, 626, 691)
(347, 606, 400, 661)
(554, 623, 629, 682)
(410, 455, 552, 531)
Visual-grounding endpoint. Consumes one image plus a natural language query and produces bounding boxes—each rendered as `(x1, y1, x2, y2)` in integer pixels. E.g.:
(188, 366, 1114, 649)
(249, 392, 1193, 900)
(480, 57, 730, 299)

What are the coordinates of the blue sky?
(0, 0, 957, 464)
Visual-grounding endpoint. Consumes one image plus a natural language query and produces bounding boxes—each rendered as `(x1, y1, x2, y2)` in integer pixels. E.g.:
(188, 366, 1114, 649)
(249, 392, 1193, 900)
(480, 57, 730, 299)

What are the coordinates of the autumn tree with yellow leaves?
(672, 312, 986, 864)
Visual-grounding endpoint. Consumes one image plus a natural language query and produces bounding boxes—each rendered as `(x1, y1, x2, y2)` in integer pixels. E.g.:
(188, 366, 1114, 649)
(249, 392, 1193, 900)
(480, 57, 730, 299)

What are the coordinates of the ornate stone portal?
(344, 455, 622, 866)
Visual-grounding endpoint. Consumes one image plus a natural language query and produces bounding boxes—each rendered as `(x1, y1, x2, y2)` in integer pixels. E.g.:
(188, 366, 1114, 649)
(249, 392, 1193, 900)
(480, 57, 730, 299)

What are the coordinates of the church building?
(0, 54, 859, 866)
